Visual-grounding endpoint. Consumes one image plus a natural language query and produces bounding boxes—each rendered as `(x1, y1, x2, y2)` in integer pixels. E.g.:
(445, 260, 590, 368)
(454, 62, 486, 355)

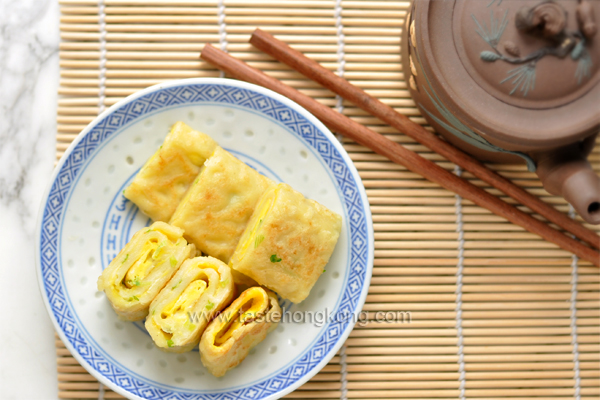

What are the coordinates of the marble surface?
(0, 0, 60, 398)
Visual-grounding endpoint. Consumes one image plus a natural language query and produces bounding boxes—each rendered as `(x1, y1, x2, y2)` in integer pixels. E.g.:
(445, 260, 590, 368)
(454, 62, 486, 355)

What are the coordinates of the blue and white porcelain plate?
(36, 78, 373, 400)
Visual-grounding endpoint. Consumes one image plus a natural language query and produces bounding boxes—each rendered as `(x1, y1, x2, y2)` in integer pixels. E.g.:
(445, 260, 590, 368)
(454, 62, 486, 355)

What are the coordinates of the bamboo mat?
(55, 1, 600, 399)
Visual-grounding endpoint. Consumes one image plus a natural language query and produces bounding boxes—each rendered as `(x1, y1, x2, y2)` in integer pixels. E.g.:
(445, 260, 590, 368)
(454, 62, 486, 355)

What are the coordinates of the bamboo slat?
(55, 1, 600, 399)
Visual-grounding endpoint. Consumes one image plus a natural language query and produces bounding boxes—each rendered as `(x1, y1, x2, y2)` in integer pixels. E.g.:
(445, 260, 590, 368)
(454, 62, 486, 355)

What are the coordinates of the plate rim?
(36, 77, 374, 400)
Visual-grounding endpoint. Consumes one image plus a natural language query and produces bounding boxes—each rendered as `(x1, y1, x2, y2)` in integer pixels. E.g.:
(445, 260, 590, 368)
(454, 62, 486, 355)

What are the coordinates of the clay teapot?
(401, 0, 600, 224)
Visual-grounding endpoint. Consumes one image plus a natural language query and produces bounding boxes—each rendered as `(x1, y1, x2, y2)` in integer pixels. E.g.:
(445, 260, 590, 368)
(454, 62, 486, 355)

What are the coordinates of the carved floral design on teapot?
(474, 0, 597, 96)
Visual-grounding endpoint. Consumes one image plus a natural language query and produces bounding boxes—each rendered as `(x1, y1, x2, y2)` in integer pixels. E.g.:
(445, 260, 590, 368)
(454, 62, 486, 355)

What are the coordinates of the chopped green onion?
(145, 229, 151, 233)
(219, 279, 229, 288)
(184, 320, 196, 331)
(134, 276, 141, 286)
(322, 269, 326, 273)
(206, 301, 215, 310)
(166, 339, 174, 347)
(128, 295, 139, 302)
(254, 234, 265, 248)
(270, 254, 282, 263)
(172, 279, 182, 290)
(152, 241, 166, 259)
(170, 256, 177, 267)
(121, 254, 129, 264)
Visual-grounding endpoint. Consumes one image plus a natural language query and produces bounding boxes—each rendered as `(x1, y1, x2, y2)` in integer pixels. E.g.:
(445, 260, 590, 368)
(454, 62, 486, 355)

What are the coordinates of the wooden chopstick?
(200, 44, 600, 267)
(249, 28, 599, 251)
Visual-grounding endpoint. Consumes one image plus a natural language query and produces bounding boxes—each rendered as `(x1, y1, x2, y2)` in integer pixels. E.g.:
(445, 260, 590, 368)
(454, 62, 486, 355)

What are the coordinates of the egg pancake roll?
(145, 256, 235, 353)
(199, 287, 281, 377)
(124, 121, 218, 222)
(230, 183, 342, 303)
(170, 146, 274, 263)
(97, 222, 195, 321)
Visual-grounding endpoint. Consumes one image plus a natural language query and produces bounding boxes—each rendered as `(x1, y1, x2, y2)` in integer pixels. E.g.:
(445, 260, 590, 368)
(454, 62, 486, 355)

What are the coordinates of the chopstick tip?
(199, 43, 215, 60)
(250, 28, 271, 46)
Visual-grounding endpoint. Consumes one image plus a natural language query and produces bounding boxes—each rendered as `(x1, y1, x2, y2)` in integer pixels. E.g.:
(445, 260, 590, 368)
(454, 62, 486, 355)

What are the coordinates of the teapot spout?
(559, 163, 600, 225)
(536, 140, 600, 225)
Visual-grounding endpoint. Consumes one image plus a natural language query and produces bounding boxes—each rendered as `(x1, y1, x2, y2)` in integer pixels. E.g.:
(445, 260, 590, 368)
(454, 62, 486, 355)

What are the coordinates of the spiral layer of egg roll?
(199, 287, 281, 377)
(145, 256, 235, 353)
(124, 121, 218, 222)
(97, 222, 195, 321)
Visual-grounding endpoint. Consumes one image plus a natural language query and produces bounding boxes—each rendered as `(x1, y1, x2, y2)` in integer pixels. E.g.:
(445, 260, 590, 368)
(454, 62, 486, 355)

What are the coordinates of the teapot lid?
(414, 0, 600, 151)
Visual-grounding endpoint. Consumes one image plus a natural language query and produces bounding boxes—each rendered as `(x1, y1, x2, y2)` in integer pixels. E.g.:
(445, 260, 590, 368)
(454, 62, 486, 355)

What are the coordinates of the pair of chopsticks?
(200, 29, 600, 266)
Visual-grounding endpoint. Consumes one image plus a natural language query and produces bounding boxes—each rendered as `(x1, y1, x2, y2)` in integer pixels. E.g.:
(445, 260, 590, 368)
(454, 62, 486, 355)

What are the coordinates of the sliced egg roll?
(124, 121, 218, 222)
(97, 222, 195, 321)
(230, 183, 342, 303)
(145, 256, 235, 353)
(170, 146, 274, 263)
(199, 287, 281, 377)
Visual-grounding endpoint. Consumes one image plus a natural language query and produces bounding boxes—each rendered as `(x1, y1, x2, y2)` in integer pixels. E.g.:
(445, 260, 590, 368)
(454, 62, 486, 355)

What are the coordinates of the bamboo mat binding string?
(333, 1, 349, 398)
(453, 165, 467, 400)
(56, 1, 600, 399)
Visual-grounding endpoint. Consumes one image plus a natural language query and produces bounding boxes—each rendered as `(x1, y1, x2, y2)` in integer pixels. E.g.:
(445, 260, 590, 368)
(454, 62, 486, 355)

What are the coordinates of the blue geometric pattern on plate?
(39, 82, 370, 399)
